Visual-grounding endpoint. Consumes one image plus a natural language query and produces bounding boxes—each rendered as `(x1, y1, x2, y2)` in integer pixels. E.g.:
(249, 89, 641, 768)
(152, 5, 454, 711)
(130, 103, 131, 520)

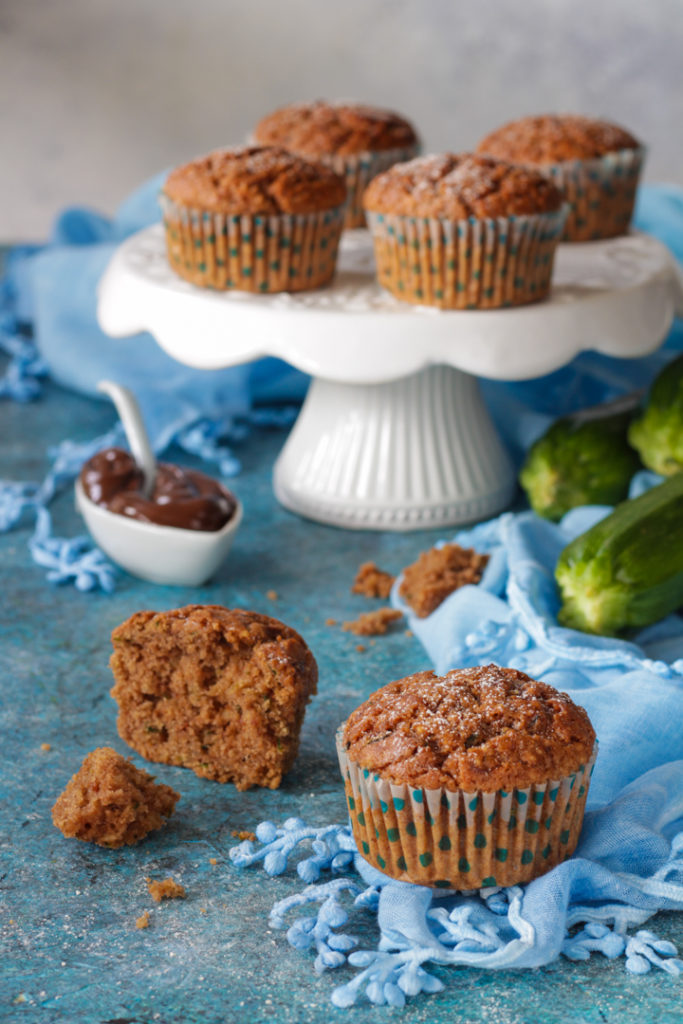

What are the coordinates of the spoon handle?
(97, 380, 157, 498)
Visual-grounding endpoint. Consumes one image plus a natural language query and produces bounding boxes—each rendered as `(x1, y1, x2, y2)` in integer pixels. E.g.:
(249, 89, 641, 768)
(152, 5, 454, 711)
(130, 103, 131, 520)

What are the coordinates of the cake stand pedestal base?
(273, 365, 515, 530)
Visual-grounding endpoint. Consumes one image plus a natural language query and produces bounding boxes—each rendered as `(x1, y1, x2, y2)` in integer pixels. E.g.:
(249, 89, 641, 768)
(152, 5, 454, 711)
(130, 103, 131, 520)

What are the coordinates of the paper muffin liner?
(365, 207, 566, 309)
(159, 194, 345, 293)
(324, 145, 419, 229)
(545, 147, 644, 242)
(337, 730, 597, 890)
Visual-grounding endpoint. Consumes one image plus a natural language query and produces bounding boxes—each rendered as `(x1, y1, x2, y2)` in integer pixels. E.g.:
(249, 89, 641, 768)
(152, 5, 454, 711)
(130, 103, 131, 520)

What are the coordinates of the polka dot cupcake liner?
(337, 730, 598, 890)
(325, 145, 420, 229)
(545, 147, 645, 242)
(159, 194, 345, 293)
(365, 207, 567, 309)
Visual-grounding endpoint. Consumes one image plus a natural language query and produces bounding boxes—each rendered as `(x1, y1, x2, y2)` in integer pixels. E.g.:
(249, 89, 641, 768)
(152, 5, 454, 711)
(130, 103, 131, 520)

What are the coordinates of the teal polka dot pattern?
(366, 208, 565, 309)
(162, 201, 344, 292)
(438, 836, 451, 851)
(521, 850, 534, 865)
(458, 858, 471, 873)
(419, 852, 433, 868)
(473, 833, 487, 849)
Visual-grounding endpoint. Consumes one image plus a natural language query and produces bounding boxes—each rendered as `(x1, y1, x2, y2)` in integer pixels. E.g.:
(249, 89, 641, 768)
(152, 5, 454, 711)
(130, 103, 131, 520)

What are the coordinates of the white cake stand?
(98, 226, 683, 530)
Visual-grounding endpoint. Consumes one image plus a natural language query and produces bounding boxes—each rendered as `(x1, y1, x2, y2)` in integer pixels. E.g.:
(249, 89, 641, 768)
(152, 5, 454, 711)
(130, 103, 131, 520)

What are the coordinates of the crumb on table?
(266, 589, 278, 601)
(399, 543, 489, 618)
(209, 857, 218, 865)
(51, 747, 179, 849)
(351, 562, 395, 599)
(135, 911, 150, 930)
(146, 877, 187, 903)
(325, 618, 337, 627)
(356, 644, 366, 653)
(342, 608, 404, 636)
(231, 829, 257, 842)
(40, 743, 51, 752)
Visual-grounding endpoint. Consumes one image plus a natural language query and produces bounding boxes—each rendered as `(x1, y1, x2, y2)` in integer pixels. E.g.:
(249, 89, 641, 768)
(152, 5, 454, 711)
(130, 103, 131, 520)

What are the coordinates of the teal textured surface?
(1, 382, 682, 1023)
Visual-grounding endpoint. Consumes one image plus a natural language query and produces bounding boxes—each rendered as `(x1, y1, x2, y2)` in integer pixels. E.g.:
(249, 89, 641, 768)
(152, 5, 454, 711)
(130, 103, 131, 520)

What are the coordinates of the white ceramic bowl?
(75, 479, 243, 586)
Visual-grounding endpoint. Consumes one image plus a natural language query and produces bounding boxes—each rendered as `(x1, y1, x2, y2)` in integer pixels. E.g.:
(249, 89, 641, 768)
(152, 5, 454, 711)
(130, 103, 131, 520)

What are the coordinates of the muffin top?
(363, 153, 563, 219)
(112, 604, 317, 687)
(477, 114, 641, 165)
(253, 101, 418, 157)
(341, 664, 596, 792)
(163, 146, 347, 215)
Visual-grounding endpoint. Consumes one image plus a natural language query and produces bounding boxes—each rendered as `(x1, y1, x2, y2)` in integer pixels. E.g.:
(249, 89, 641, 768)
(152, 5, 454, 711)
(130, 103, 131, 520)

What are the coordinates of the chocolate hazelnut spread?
(80, 448, 236, 532)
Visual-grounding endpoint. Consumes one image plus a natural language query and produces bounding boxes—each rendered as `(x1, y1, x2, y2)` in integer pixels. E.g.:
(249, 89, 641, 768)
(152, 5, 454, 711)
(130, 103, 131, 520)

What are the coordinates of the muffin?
(52, 747, 180, 848)
(110, 605, 318, 790)
(337, 665, 596, 889)
(476, 115, 643, 241)
(161, 146, 347, 292)
(362, 153, 566, 309)
(252, 101, 419, 228)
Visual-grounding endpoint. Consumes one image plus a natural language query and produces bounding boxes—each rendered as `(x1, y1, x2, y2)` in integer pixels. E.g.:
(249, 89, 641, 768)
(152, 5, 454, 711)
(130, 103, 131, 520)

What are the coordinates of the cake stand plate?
(98, 227, 683, 530)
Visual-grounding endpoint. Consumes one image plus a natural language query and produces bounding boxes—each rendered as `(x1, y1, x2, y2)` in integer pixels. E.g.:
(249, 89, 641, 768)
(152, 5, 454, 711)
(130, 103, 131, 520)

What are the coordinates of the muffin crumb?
(325, 618, 337, 627)
(146, 877, 186, 903)
(352, 562, 395, 599)
(266, 590, 278, 601)
(231, 830, 257, 842)
(51, 747, 179, 848)
(135, 912, 150, 930)
(356, 644, 366, 653)
(40, 743, 51, 752)
(399, 544, 489, 618)
(209, 857, 218, 866)
(343, 608, 404, 636)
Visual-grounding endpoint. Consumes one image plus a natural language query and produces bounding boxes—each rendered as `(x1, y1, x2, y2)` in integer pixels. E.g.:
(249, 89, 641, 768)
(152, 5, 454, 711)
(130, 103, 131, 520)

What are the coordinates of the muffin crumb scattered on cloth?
(343, 608, 404, 636)
(399, 543, 489, 618)
(352, 562, 395, 599)
(232, 829, 257, 842)
(135, 912, 150, 930)
(52, 747, 179, 848)
(146, 877, 186, 903)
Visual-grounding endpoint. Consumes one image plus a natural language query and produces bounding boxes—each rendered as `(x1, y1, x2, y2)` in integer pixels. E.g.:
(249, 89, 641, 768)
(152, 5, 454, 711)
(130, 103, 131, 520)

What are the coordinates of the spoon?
(97, 379, 157, 498)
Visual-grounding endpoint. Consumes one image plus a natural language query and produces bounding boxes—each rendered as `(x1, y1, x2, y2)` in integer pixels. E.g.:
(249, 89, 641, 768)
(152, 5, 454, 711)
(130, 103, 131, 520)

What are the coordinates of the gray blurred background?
(3, 0, 682, 240)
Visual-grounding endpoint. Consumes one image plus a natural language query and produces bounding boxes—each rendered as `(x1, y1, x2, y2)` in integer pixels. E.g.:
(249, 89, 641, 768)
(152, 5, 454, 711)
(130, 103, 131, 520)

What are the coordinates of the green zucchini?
(519, 401, 641, 522)
(628, 353, 683, 476)
(555, 472, 683, 636)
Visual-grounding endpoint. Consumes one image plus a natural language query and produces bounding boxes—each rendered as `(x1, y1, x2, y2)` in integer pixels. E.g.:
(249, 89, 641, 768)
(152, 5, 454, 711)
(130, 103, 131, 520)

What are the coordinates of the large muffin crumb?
(146, 877, 186, 903)
(253, 101, 417, 157)
(110, 605, 318, 791)
(352, 562, 395, 599)
(51, 747, 179, 848)
(399, 544, 489, 618)
(342, 665, 596, 791)
(163, 146, 346, 215)
(363, 153, 563, 219)
(343, 608, 404, 636)
(477, 114, 640, 166)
